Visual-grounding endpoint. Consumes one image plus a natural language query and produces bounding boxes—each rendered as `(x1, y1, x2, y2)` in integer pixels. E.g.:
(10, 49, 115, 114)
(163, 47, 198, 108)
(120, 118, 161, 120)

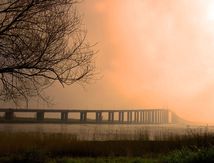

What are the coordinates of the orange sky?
(5, 0, 214, 124)
(48, 0, 214, 123)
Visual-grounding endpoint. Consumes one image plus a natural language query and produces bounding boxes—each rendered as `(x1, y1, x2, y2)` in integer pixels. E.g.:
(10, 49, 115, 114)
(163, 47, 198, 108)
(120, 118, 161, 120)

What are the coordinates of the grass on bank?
(0, 130, 214, 162)
(1, 148, 214, 163)
(0, 156, 158, 163)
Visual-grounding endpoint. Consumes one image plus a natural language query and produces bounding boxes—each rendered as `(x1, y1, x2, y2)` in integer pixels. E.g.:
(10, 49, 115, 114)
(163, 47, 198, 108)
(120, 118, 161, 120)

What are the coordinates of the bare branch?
(0, 0, 95, 106)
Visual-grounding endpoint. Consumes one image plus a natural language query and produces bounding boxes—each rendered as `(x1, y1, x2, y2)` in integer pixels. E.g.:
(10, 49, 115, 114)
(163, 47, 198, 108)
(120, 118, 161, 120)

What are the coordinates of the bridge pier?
(160, 110, 163, 123)
(152, 110, 155, 124)
(150, 111, 153, 124)
(159, 110, 163, 123)
(5, 111, 14, 120)
(148, 111, 151, 124)
(96, 112, 102, 123)
(153, 110, 155, 124)
(134, 111, 139, 123)
(151, 110, 154, 124)
(156, 110, 159, 124)
(127, 111, 132, 123)
(108, 112, 114, 122)
(153, 110, 157, 124)
(119, 112, 124, 123)
(140, 111, 144, 123)
(36, 111, 44, 121)
(80, 112, 87, 122)
(164, 110, 169, 123)
(146, 111, 148, 124)
(143, 111, 146, 123)
(154, 110, 157, 124)
(156, 110, 160, 124)
(61, 112, 68, 121)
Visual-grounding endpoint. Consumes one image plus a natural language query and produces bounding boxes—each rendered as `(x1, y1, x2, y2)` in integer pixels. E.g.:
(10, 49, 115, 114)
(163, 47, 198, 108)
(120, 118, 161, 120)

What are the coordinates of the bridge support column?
(153, 110, 156, 124)
(150, 110, 153, 124)
(61, 112, 68, 121)
(127, 112, 132, 123)
(36, 112, 44, 121)
(162, 110, 165, 124)
(142, 111, 145, 123)
(151, 110, 154, 124)
(164, 110, 169, 124)
(159, 110, 162, 123)
(140, 111, 143, 123)
(119, 112, 124, 123)
(157, 110, 160, 124)
(96, 112, 102, 123)
(168, 111, 172, 123)
(5, 111, 14, 120)
(144, 111, 147, 123)
(122, 112, 124, 122)
(159, 110, 162, 124)
(80, 112, 87, 122)
(119, 112, 121, 122)
(108, 112, 114, 122)
(160, 110, 163, 123)
(154, 110, 157, 124)
(156, 110, 159, 124)
(147, 111, 150, 124)
(134, 111, 139, 123)
(80, 112, 83, 122)
(147, 111, 151, 124)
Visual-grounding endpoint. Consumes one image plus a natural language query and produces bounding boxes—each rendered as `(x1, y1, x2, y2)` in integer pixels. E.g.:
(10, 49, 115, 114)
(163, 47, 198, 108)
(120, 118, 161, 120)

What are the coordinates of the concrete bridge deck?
(0, 108, 179, 124)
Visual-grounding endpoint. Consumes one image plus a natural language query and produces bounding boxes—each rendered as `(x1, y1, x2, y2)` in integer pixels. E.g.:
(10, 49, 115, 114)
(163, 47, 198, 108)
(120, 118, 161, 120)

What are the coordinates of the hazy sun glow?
(101, 0, 214, 123)
(206, 1, 214, 21)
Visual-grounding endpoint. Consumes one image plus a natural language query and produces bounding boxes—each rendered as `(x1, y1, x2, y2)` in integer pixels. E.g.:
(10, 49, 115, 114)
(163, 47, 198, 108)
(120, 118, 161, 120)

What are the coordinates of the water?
(0, 123, 213, 140)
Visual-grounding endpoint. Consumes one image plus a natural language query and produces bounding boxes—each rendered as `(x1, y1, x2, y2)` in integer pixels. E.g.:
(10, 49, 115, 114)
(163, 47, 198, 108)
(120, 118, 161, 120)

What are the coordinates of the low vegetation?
(0, 129, 214, 163)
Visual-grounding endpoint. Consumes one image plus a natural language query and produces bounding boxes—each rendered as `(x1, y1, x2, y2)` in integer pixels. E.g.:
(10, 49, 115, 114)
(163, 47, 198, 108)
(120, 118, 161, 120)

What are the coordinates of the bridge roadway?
(0, 108, 175, 124)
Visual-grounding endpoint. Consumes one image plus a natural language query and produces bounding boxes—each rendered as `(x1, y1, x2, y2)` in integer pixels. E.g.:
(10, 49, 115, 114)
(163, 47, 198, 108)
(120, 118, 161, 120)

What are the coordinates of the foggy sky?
(4, 0, 214, 123)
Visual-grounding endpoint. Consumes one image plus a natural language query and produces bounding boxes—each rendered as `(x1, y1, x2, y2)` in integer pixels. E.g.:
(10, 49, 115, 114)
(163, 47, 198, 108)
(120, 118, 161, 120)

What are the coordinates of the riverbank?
(0, 131, 214, 162)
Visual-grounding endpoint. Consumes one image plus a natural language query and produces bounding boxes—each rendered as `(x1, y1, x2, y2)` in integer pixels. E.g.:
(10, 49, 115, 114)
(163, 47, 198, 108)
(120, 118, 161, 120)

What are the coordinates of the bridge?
(0, 108, 182, 124)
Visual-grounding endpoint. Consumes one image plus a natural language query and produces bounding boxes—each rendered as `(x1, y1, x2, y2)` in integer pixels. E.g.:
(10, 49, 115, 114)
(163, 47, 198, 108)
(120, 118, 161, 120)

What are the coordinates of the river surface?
(0, 123, 213, 140)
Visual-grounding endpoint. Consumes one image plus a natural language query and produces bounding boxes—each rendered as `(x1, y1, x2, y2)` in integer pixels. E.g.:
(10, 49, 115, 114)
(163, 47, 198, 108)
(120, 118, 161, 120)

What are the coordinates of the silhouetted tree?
(0, 0, 94, 105)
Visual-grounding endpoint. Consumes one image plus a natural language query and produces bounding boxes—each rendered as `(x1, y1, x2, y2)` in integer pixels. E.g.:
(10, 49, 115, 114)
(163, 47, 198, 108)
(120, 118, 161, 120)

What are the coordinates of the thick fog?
(3, 0, 214, 124)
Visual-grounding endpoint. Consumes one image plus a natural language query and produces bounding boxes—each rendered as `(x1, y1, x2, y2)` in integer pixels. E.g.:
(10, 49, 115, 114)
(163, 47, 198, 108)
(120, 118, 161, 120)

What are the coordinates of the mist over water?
(0, 124, 213, 141)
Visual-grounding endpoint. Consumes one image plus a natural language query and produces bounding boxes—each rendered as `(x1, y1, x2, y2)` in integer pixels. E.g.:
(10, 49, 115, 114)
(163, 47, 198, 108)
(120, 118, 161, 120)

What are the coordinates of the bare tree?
(0, 0, 95, 106)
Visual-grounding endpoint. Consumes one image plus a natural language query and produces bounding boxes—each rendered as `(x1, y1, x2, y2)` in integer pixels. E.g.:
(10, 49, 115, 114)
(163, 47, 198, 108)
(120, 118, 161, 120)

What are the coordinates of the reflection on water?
(0, 124, 213, 140)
